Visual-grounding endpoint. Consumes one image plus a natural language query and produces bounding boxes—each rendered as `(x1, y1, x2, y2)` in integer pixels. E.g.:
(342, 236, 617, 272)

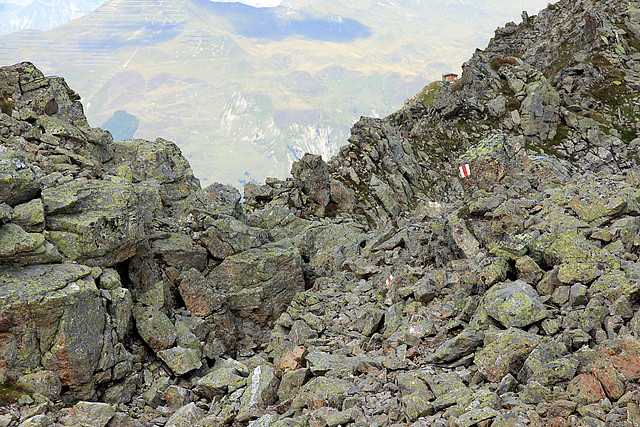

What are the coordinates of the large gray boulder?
(0, 148, 40, 207)
(199, 216, 270, 260)
(483, 280, 548, 328)
(475, 328, 542, 382)
(42, 179, 160, 266)
(132, 306, 177, 352)
(207, 240, 305, 325)
(150, 232, 208, 272)
(0, 263, 108, 399)
(108, 138, 200, 205)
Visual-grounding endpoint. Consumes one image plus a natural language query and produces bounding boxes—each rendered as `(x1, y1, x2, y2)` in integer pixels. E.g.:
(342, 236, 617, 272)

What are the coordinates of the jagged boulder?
(207, 240, 305, 325)
(199, 216, 270, 260)
(475, 328, 542, 382)
(0, 62, 88, 125)
(0, 263, 109, 399)
(108, 138, 200, 205)
(6, 1, 640, 425)
(0, 148, 41, 207)
(42, 179, 158, 266)
(150, 232, 208, 272)
(482, 280, 548, 328)
(291, 153, 331, 213)
(132, 306, 177, 352)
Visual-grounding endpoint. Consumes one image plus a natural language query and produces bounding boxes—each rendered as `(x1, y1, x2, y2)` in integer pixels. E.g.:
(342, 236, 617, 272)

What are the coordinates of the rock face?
(0, 62, 304, 406)
(5, 0, 640, 426)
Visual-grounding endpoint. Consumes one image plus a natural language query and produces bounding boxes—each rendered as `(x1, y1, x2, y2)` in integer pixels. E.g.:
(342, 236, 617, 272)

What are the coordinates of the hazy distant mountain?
(0, 0, 105, 34)
(0, 0, 551, 187)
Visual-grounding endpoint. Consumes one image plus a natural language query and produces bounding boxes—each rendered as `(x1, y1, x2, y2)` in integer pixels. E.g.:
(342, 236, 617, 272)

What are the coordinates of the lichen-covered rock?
(16, 414, 52, 427)
(157, 347, 202, 376)
(291, 153, 331, 212)
(6, 2, 640, 425)
(424, 372, 466, 397)
(69, 401, 115, 427)
(568, 174, 640, 223)
(151, 233, 208, 272)
(475, 328, 541, 382)
(557, 261, 601, 285)
(515, 255, 544, 285)
(177, 269, 224, 318)
(240, 365, 280, 409)
(483, 280, 548, 328)
(207, 240, 305, 325)
(588, 358, 626, 401)
(195, 359, 248, 398)
(42, 179, 157, 266)
(108, 138, 200, 205)
(277, 368, 309, 402)
(4, 62, 88, 125)
(298, 220, 366, 276)
(177, 185, 243, 227)
(454, 406, 500, 427)
(199, 217, 270, 260)
(0, 263, 107, 399)
(402, 391, 434, 422)
(292, 377, 352, 410)
(529, 208, 607, 267)
(305, 350, 362, 376)
(17, 370, 61, 401)
(0, 223, 54, 266)
(132, 306, 177, 352)
(518, 339, 568, 383)
(567, 374, 607, 405)
(426, 329, 484, 364)
(457, 134, 569, 195)
(105, 287, 133, 341)
(164, 402, 204, 427)
(12, 199, 44, 232)
(0, 148, 40, 207)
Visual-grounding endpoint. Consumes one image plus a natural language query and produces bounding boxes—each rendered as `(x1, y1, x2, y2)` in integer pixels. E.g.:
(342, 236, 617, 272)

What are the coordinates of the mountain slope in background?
(0, 0, 549, 187)
(0, 0, 105, 34)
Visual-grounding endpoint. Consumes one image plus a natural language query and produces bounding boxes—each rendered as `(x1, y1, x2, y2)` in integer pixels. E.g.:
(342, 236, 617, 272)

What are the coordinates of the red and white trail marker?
(386, 274, 393, 288)
(459, 163, 471, 178)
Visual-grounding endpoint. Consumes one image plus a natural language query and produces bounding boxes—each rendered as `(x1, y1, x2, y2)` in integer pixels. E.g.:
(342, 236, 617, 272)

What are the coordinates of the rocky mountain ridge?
(3, 0, 640, 426)
(0, 0, 549, 188)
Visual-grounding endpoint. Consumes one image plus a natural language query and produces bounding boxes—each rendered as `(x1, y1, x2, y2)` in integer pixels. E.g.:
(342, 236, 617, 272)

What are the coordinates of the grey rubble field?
(3, 0, 640, 426)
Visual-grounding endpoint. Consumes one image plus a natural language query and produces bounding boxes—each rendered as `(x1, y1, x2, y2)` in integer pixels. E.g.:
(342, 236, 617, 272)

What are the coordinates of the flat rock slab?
(158, 346, 202, 376)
